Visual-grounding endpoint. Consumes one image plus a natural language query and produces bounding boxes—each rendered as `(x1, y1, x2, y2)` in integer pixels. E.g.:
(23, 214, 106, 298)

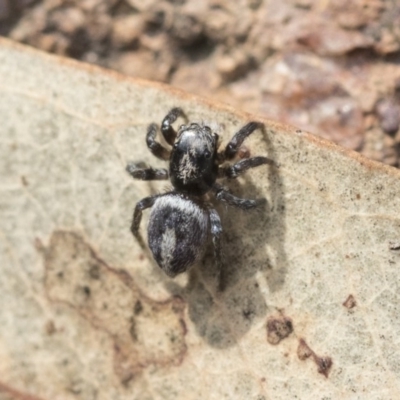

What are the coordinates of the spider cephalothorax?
(126, 108, 272, 278)
(169, 123, 219, 196)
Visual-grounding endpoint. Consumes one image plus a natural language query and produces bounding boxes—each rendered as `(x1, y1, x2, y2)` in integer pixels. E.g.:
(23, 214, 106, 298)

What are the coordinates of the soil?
(2, 0, 400, 166)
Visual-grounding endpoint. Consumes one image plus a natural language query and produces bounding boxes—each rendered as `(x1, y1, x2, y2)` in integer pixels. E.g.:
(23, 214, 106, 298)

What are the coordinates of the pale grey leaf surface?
(1, 38, 400, 400)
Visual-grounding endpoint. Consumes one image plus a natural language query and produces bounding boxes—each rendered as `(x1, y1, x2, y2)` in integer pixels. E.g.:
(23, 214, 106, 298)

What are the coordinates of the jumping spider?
(126, 108, 272, 279)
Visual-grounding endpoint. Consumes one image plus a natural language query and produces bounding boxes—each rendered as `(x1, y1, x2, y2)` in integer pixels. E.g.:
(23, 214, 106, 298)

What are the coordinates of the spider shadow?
(163, 127, 288, 349)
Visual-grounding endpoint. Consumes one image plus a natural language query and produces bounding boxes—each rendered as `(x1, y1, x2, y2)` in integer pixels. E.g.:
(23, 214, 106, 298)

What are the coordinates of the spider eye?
(204, 150, 211, 159)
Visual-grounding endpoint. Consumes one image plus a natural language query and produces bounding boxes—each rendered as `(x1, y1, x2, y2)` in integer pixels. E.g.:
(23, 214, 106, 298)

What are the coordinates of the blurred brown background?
(1, 0, 400, 166)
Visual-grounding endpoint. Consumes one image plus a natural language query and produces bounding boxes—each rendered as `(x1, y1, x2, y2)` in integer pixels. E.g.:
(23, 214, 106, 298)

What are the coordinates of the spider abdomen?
(147, 193, 209, 277)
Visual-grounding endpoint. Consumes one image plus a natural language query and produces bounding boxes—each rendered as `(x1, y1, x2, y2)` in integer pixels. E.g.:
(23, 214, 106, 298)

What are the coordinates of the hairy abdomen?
(147, 194, 209, 277)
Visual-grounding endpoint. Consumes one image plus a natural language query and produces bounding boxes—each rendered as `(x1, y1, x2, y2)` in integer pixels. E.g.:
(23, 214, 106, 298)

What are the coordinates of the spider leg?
(131, 195, 160, 250)
(126, 163, 169, 180)
(213, 183, 266, 210)
(161, 107, 187, 145)
(147, 123, 171, 160)
(208, 207, 223, 289)
(223, 122, 264, 161)
(219, 156, 273, 179)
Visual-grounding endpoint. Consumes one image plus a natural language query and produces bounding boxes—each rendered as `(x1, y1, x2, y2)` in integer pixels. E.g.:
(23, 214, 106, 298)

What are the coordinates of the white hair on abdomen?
(154, 194, 208, 232)
(148, 194, 209, 276)
(160, 227, 176, 267)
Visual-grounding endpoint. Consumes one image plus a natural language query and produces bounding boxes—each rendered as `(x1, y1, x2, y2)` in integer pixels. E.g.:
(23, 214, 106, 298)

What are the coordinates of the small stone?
(216, 50, 250, 81)
(112, 15, 143, 48)
(110, 50, 171, 81)
(376, 98, 400, 135)
(50, 7, 85, 35)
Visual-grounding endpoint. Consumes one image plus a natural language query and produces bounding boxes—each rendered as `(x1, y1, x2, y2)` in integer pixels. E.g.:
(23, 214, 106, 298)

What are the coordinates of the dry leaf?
(1, 37, 400, 399)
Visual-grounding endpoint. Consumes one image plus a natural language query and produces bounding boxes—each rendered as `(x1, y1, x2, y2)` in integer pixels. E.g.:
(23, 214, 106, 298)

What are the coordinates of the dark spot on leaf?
(267, 315, 293, 345)
(134, 300, 143, 315)
(297, 338, 333, 378)
(343, 294, 357, 309)
(238, 145, 250, 159)
(88, 263, 100, 279)
(129, 317, 137, 341)
(20, 175, 28, 186)
(82, 286, 90, 297)
(121, 372, 134, 387)
(317, 356, 333, 378)
(45, 320, 56, 335)
(389, 241, 400, 251)
(243, 308, 255, 320)
(297, 338, 313, 360)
